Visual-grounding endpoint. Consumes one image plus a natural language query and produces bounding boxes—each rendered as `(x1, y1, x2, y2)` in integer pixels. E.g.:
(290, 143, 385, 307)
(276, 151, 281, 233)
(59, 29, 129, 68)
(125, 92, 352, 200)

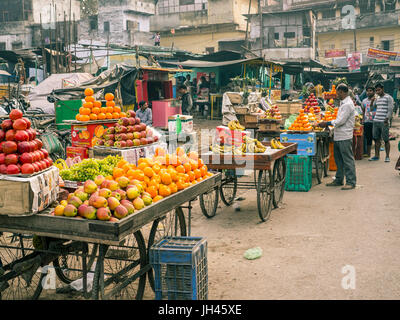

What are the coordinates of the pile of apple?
(304, 93, 320, 113)
(53, 175, 153, 221)
(0, 109, 53, 175)
(96, 110, 159, 148)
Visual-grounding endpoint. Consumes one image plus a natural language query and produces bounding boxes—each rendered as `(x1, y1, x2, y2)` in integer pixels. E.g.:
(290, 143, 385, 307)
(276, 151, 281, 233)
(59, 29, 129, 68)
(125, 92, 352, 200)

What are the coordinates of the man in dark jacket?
(178, 85, 193, 115)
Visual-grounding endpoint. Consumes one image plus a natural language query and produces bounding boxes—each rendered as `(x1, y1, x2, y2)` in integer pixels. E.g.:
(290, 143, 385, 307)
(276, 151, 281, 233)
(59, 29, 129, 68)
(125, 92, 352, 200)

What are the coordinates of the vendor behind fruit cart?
(136, 100, 153, 126)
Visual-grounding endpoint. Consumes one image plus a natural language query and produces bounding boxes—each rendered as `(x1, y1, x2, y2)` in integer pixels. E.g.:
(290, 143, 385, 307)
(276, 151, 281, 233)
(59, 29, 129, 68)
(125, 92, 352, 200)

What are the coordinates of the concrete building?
(0, 0, 80, 50)
(79, 0, 156, 47)
(150, 0, 258, 54)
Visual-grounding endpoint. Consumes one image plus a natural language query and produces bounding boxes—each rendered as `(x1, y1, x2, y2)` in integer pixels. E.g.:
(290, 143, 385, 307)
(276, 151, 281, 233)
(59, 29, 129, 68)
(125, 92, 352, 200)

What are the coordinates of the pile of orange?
(109, 147, 213, 203)
(288, 109, 312, 131)
(323, 108, 338, 121)
(76, 89, 127, 122)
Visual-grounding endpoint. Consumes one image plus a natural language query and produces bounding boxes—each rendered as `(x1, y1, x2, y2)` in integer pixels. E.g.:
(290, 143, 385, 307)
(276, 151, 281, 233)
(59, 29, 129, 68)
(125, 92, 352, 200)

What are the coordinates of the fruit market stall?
(0, 143, 222, 300)
(202, 126, 297, 222)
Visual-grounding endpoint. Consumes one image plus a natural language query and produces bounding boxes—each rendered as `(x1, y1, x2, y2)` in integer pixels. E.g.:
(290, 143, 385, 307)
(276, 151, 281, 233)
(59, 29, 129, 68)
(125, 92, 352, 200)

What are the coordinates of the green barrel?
(55, 99, 82, 130)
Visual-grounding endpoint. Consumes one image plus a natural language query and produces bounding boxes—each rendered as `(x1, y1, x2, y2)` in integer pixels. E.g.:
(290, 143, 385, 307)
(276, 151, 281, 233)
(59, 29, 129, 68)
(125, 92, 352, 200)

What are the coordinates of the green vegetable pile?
(60, 155, 122, 182)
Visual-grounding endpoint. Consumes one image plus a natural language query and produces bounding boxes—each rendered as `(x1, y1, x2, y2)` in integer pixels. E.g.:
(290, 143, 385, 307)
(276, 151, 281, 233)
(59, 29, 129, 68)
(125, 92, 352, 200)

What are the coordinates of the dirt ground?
(35, 117, 400, 300)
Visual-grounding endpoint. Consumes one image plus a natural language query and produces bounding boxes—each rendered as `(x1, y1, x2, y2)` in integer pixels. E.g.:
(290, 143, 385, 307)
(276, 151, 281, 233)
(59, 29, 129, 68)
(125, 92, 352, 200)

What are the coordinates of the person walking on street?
(316, 84, 356, 190)
(362, 85, 376, 158)
(369, 83, 394, 162)
(152, 32, 161, 46)
(184, 74, 192, 96)
(136, 100, 153, 126)
(178, 85, 193, 115)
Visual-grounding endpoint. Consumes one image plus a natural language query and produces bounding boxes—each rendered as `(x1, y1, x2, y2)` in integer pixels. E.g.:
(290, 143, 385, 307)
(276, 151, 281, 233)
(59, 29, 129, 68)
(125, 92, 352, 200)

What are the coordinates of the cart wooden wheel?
(147, 207, 187, 292)
(272, 157, 287, 208)
(53, 243, 98, 284)
(315, 141, 324, 184)
(256, 170, 273, 222)
(199, 186, 219, 218)
(0, 233, 44, 300)
(92, 230, 147, 300)
(219, 169, 237, 206)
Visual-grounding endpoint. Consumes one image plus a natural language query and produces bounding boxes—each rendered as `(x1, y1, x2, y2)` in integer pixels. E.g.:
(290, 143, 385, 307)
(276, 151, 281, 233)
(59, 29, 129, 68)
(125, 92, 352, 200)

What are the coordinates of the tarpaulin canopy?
(161, 57, 264, 68)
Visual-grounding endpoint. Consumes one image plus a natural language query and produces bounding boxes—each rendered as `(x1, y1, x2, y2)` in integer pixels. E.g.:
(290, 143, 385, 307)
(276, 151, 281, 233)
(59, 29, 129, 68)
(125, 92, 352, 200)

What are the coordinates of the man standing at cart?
(316, 84, 357, 190)
(136, 100, 153, 126)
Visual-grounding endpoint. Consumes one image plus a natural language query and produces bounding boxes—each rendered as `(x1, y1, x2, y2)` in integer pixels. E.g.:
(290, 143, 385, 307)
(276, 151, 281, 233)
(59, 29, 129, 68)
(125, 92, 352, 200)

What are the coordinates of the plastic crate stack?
(284, 154, 313, 192)
(149, 236, 208, 300)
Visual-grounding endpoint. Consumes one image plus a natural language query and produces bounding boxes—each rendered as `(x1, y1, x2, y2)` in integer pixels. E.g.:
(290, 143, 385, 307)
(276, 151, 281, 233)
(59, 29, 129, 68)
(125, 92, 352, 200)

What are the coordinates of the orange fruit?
(106, 113, 113, 119)
(137, 162, 148, 171)
(197, 177, 203, 182)
(92, 107, 100, 114)
(169, 183, 178, 194)
(146, 186, 158, 198)
(79, 107, 91, 115)
(180, 173, 190, 183)
(200, 165, 207, 177)
(93, 101, 102, 108)
(76, 114, 83, 121)
(161, 172, 172, 185)
(80, 115, 90, 121)
(101, 107, 108, 114)
(183, 162, 191, 173)
(152, 164, 161, 174)
(105, 93, 114, 101)
(155, 147, 166, 157)
(120, 112, 127, 118)
(176, 180, 186, 191)
(84, 88, 94, 96)
(159, 185, 171, 197)
(152, 174, 161, 184)
(143, 167, 154, 178)
(132, 170, 145, 181)
(198, 158, 204, 168)
(112, 112, 120, 119)
(194, 169, 201, 179)
(189, 159, 198, 171)
(113, 167, 124, 179)
(83, 102, 93, 109)
(188, 151, 199, 161)
(153, 195, 164, 203)
(90, 113, 98, 120)
(169, 155, 181, 166)
(188, 171, 195, 182)
(106, 100, 116, 108)
(117, 159, 129, 168)
(113, 106, 121, 113)
(168, 169, 179, 182)
(85, 95, 95, 103)
(176, 147, 185, 157)
(179, 155, 190, 165)
(98, 113, 106, 120)
(176, 165, 185, 174)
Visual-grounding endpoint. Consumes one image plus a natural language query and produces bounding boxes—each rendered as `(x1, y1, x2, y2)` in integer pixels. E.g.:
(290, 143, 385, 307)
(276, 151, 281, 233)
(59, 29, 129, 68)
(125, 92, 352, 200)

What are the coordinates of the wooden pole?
(64, 11, 67, 72)
(258, 0, 263, 57)
(245, 0, 252, 51)
(74, 13, 77, 72)
(55, 4, 59, 73)
(40, 14, 47, 79)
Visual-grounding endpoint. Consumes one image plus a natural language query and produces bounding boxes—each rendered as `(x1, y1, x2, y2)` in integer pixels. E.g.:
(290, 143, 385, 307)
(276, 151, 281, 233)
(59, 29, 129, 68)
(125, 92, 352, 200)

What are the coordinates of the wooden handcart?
(199, 142, 297, 222)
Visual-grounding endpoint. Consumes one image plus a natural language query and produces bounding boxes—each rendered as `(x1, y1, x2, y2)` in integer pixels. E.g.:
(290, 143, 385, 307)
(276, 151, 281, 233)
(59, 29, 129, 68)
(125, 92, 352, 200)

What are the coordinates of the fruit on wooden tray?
(288, 110, 312, 131)
(270, 138, 285, 150)
(261, 105, 282, 121)
(0, 113, 52, 175)
(227, 120, 245, 131)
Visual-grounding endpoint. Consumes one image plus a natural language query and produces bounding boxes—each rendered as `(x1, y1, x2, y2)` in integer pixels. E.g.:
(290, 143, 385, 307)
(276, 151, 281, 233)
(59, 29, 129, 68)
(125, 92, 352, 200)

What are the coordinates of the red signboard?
(325, 49, 347, 58)
(367, 48, 400, 61)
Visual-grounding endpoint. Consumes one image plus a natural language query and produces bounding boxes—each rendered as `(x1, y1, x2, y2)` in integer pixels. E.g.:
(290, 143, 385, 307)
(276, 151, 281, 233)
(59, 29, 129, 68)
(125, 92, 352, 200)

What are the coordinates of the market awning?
(0, 70, 11, 76)
(140, 66, 193, 73)
(161, 58, 264, 68)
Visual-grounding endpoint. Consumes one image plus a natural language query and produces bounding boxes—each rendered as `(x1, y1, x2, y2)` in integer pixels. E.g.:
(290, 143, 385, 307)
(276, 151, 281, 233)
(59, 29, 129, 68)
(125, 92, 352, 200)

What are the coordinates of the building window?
(89, 15, 98, 31)
(104, 21, 110, 33)
(370, 36, 374, 47)
(284, 32, 296, 39)
(0, 42, 6, 50)
(205, 47, 214, 54)
(180, 0, 194, 5)
(274, 33, 280, 40)
(381, 40, 394, 51)
(12, 42, 22, 50)
(0, 11, 9, 22)
(320, 9, 335, 19)
(383, 1, 396, 12)
(359, 0, 375, 14)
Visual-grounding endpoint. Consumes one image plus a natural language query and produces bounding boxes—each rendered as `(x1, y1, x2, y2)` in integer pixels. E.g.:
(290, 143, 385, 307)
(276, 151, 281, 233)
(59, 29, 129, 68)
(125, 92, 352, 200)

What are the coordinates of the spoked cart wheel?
(92, 230, 147, 300)
(314, 140, 324, 184)
(199, 185, 219, 218)
(0, 233, 45, 300)
(219, 169, 237, 206)
(147, 208, 187, 292)
(272, 158, 287, 208)
(256, 170, 273, 222)
(323, 137, 330, 177)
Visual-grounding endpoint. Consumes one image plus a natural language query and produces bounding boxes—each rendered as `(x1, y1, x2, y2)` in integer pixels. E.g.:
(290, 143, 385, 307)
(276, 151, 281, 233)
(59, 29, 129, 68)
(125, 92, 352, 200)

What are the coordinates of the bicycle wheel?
(199, 186, 219, 218)
(256, 170, 273, 222)
(147, 208, 187, 292)
(98, 231, 147, 300)
(219, 170, 237, 206)
(0, 233, 44, 300)
(53, 243, 98, 284)
(272, 158, 286, 208)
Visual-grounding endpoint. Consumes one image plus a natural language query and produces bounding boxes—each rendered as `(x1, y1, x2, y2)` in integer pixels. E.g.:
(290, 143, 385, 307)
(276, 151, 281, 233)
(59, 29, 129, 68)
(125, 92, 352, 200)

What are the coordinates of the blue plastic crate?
(280, 133, 317, 156)
(149, 236, 208, 300)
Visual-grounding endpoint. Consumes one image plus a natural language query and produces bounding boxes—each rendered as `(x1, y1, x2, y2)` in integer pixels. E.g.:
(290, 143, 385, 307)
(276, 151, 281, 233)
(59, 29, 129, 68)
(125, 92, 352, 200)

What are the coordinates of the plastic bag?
(243, 247, 263, 260)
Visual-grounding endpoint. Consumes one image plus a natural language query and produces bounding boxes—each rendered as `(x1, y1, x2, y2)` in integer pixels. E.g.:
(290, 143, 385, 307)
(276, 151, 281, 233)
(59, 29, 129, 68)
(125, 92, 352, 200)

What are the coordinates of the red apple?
(146, 137, 154, 144)
(133, 139, 140, 146)
(2, 141, 17, 154)
(6, 164, 20, 174)
(153, 136, 159, 142)
(139, 138, 148, 145)
(5, 154, 18, 165)
(13, 119, 28, 131)
(19, 152, 34, 164)
(1, 119, 13, 131)
(28, 141, 36, 152)
(139, 123, 147, 131)
(127, 110, 136, 118)
(0, 164, 7, 174)
(135, 118, 141, 125)
(126, 140, 134, 147)
(41, 149, 49, 159)
(39, 160, 47, 170)
(134, 125, 141, 132)
(32, 163, 40, 172)
(15, 130, 29, 142)
(0, 153, 4, 164)
(21, 118, 31, 129)
(43, 158, 51, 168)
(0, 129, 5, 141)
(17, 141, 31, 154)
(9, 109, 23, 120)
(21, 163, 34, 174)
(5, 130, 16, 141)
(140, 131, 146, 139)
(34, 139, 43, 150)
(48, 158, 53, 166)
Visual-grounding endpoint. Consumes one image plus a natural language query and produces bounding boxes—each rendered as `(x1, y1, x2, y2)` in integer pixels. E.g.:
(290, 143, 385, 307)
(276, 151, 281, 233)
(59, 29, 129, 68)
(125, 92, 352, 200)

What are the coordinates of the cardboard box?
(168, 115, 194, 133)
(71, 121, 116, 148)
(0, 167, 59, 216)
(280, 133, 316, 156)
(275, 100, 303, 115)
(216, 126, 251, 147)
(67, 146, 89, 159)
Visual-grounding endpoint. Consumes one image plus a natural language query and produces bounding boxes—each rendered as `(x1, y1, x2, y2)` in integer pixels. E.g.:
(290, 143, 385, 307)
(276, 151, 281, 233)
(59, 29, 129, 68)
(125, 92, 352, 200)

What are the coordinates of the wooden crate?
(275, 100, 303, 115)
(244, 113, 259, 124)
(259, 122, 279, 131)
(234, 106, 248, 115)
(227, 92, 242, 104)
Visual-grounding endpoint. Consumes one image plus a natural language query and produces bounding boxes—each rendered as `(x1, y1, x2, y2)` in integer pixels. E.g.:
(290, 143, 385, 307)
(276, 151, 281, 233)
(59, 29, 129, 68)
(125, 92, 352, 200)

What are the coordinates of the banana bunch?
(210, 144, 234, 154)
(242, 136, 267, 153)
(54, 159, 68, 171)
(228, 120, 245, 131)
(270, 138, 285, 149)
